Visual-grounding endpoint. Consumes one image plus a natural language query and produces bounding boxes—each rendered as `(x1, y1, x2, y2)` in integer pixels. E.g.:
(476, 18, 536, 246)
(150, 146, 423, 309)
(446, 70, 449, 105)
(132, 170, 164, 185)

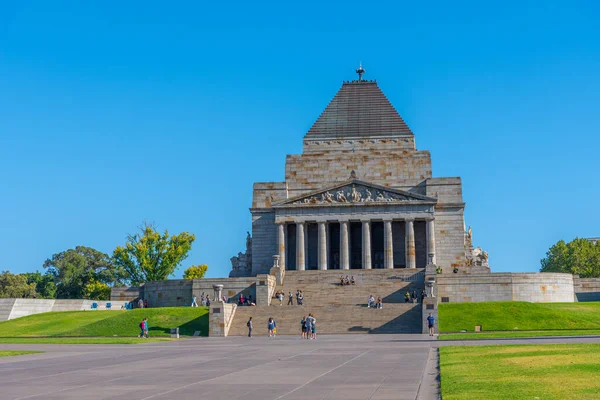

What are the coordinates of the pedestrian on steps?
(288, 291, 294, 305)
(404, 291, 410, 303)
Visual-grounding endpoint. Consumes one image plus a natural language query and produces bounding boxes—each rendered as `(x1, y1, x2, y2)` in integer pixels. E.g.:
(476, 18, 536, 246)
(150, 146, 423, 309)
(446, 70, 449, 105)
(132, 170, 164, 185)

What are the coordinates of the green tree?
(113, 222, 196, 285)
(84, 279, 111, 300)
(0, 271, 38, 298)
(183, 264, 208, 280)
(540, 238, 600, 278)
(23, 271, 57, 299)
(43, 246, 127, 299)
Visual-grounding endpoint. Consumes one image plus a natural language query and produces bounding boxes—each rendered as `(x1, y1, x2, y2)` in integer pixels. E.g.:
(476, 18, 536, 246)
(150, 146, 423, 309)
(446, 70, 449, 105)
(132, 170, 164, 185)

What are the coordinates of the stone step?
(227, 304, 422, 336)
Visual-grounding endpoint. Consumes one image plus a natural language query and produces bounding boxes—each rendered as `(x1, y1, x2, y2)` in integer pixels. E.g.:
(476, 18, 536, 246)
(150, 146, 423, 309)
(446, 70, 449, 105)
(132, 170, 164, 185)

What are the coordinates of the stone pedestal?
(212, 284, 224, 301)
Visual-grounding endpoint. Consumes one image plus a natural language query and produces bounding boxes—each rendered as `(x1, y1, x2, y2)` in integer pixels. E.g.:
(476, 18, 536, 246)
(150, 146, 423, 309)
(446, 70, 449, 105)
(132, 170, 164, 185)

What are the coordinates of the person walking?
(287, 291, 294, 305)
(411, 290, 417, 303)
(143, 317, 149, 338)
(268, 317, 275, 337)
(191, 295, 198, 307)
(279, 291, 284, 306)
(138, 319, 145, 338)
(138, 298, 144, 309)
(404, 291, 410, 303)
(247, 317, 253, 337)
(427, 313, 435, 336)
(420, 290, 426, 302)
(309, 314, 316, 339)
(298, 291, 304, 306)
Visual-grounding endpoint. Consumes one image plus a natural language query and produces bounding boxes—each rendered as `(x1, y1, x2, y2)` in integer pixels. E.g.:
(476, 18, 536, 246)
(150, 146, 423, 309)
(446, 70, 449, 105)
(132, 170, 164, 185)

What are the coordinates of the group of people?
(191, 293, 214, 307)
(404, 289, 427, 303)
(274, 290, 304, 306)
(301, 314, 316, 339)
(339, 275, 355, 286)
(238, 293, 255, 306)
(367, 295, 383, 309)
(138, 317, 149, 338)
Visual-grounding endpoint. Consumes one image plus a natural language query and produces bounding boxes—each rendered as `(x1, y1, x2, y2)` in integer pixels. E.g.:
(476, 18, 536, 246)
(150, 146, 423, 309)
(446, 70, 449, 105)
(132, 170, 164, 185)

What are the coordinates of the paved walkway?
(1, 334, 599, 400)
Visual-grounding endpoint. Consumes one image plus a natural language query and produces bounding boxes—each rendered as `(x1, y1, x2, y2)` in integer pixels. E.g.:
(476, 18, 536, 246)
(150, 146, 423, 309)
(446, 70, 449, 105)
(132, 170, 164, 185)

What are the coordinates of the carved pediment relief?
(273, 180, 436, 207)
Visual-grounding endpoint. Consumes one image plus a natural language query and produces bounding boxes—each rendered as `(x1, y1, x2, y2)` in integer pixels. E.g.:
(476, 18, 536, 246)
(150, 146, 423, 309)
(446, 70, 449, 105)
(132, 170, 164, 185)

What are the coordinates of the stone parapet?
(437, 273, 575, 303)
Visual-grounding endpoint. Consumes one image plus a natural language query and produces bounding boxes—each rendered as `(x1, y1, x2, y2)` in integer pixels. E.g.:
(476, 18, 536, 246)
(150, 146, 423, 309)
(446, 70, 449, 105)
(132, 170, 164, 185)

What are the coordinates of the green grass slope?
(439, 302, 600, 332)
(0, 307, 209, 337)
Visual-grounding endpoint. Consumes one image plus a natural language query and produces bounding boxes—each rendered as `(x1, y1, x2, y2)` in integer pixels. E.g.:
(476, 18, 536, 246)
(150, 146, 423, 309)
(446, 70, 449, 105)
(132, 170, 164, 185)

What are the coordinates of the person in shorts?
(427, 313, 435, 336)
(301, 316, 307, 339)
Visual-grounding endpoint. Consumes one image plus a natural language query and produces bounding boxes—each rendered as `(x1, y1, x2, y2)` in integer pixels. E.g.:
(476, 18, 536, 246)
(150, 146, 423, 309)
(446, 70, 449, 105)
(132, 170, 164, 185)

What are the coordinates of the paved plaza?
(2, 334, 600, 400)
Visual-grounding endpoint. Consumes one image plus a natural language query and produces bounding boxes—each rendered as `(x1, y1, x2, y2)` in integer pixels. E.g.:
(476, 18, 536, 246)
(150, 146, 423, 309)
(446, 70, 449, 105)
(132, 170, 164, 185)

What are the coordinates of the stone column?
(361, 220, 372, 269)
(318, 221, 327, 270)
(277, 223, 286, 270)
(340, 221, 350, 270)
(426, 219, 436, 265)
(384, 219, 394, 269)
(406, 219, 416, 269)
(296, 222, 305, 271)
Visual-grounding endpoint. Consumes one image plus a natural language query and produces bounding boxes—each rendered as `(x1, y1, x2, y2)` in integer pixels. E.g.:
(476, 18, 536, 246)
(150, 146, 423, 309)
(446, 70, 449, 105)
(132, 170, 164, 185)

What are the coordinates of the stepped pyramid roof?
(305, 79, 413, 139)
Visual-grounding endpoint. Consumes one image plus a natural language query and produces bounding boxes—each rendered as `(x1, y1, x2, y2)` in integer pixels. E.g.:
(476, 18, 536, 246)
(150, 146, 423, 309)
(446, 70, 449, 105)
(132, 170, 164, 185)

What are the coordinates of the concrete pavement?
(2, 334, 600, 400)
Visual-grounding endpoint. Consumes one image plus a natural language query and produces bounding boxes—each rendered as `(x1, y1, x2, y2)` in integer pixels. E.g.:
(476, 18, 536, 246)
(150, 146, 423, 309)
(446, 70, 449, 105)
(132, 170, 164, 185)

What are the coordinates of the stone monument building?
(231, 66, 490, 277)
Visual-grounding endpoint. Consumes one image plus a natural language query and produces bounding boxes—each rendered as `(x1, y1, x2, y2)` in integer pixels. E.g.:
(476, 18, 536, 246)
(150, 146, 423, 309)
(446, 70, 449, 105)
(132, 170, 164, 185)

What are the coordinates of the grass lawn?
(0, 337, 173, 344)
(440, 329, 600, 340)
(0, 307, 209, 338)
(0, 350, 43, 357)
(439, 301, 600, 332)
(440, 344, 600, 400)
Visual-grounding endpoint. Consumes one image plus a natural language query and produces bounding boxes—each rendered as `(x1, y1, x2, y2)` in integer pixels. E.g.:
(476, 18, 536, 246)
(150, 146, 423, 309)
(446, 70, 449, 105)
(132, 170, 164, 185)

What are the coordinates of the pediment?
(273, 179, 437, 207)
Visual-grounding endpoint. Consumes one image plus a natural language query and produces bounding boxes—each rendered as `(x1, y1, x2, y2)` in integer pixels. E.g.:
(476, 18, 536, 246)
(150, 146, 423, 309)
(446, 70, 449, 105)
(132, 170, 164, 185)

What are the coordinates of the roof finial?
(355, 62, 365, 82)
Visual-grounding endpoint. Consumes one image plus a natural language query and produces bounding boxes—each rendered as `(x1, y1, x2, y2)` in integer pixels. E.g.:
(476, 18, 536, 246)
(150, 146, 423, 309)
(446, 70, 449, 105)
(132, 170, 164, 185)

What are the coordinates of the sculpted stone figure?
(336, 190, 347, 202)
(376, 191, 386, 201)
(364, 189, 373, 202)
(351, 186, 361, 202)
(322, 191, 334, 203)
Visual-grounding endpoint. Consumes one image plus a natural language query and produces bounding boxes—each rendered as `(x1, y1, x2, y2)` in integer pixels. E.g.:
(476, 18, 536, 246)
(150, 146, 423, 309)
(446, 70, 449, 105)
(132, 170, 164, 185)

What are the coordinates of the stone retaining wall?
(437, 273, 576, 303)
(0, 298, 127, 321)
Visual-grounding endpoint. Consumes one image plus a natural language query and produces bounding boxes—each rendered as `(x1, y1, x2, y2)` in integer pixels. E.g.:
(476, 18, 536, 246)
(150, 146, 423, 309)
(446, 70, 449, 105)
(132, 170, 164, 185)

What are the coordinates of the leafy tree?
(540, 238, 600, 278)
(113, 222, 196, 286)
(0, 271, 38, 298)
(84, 280, 111, 300)
(183, 264, 208, 280)
(43, 246, 127, 299)
(23, 271, 57, 299)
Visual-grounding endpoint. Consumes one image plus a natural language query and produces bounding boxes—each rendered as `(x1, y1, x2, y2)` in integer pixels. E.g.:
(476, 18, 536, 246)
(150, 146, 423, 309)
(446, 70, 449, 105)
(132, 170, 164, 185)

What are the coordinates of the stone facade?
(232, 71, 490, 277)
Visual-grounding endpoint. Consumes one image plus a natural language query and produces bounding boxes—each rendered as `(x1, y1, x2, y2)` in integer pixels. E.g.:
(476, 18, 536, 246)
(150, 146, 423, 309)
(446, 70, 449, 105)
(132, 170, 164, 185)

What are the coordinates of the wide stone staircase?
(228, 269, 425, 336)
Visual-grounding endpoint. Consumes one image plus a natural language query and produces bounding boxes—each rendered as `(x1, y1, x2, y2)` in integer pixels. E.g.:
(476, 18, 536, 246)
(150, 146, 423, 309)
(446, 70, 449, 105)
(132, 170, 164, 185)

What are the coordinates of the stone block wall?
(437, 273, 575, 303)
(574, 277, 600, 302)
(284, 151, 432, 192)
(434, 207, 467, 273)
(209, 302, 237, 337)
(110, 286, 144, 302)
(251, 211, 277, 275)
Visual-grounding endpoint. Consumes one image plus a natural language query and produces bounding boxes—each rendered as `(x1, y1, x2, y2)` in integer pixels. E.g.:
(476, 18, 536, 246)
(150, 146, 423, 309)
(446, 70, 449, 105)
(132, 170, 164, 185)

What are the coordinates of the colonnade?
(277, 218, 436, 270)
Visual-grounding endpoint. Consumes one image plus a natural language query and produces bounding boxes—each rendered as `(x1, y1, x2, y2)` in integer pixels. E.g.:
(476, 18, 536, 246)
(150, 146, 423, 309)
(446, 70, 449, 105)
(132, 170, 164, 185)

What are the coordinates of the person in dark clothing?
(287, 291, 294, 305)
(247, 317, 253, 337)
(427, 313, 435, 336)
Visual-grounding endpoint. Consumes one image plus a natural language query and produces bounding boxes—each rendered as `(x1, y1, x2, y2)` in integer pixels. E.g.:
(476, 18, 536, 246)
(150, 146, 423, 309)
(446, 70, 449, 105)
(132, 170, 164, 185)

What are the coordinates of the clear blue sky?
(1, 1, 598, 279)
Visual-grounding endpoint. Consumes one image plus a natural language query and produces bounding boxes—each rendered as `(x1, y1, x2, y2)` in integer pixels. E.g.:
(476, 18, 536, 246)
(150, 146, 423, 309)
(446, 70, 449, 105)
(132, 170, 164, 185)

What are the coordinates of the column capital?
(382, 218, 393, 223)
(360, 219, 371, 223)
(404, 217, 415, 223)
